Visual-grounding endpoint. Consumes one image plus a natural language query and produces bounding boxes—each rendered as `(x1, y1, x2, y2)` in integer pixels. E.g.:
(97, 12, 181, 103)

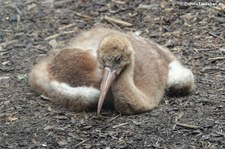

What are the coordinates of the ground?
(0, 0, 225, 148)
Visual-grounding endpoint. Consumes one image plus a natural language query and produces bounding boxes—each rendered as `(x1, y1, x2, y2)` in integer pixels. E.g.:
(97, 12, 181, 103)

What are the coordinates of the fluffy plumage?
(29, 26, 194, 114)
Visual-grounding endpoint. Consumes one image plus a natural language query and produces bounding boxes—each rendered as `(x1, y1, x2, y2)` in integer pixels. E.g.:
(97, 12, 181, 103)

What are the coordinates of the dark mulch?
(0, 0, 225, 148)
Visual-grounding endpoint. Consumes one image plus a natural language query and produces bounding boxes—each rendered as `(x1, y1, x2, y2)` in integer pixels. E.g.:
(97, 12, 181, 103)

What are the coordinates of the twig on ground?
(45, 30, 77, 40)
(208, 32, 225, 41)
(208, 56, 225, 61)
(216, 132, 225, 138)
(59, 23, 76, 31)
(75, 12, 92, 20)
(75, 139, 89, 147)
(112, 122, 128, 128)
(176, 122, 201, 129)
(45, 34, 60, 40)
(107, 114, 121, 122)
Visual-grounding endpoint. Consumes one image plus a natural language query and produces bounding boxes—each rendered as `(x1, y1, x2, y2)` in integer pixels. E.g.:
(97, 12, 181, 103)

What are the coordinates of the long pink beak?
(97, 67, 116, 115)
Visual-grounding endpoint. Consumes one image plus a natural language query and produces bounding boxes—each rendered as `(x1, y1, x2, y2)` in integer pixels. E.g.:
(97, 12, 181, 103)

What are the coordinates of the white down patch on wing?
(50, 81, 100, 104)
(167, 61, 194, 91)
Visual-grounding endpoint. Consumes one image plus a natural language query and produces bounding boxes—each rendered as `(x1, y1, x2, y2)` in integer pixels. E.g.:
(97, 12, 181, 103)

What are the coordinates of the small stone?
(77, 22, 85, 29)
(57, 139, 68, 146)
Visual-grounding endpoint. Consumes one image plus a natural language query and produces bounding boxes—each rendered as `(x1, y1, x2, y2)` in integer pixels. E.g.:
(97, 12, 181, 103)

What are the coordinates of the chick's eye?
(115, 55, 122, 63)
(100, 59, 106, 66)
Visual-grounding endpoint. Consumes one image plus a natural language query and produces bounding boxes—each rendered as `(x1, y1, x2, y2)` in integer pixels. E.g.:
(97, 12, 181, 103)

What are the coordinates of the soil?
(0, 0, 225, 148)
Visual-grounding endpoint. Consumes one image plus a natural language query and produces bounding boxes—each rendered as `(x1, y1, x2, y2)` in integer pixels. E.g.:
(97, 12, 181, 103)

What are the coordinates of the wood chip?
(112, 0, 126, 5)
(216, 132, 225, 138)
(40, 95, 50, 100)
(8, 115, 18, 122)
(57, 139, 68, 146)
(27, 3, 37, 10)
(47, 106, 52, 112)
(214, 4, 225, 11)
(201, 66, 225, 72)
(54, 115, 68, 120)
(107, 114, 121, 122)
(208, 32, 225, 41)
(45, 30, 77, 40)
(176, 122, 201, 129)
(31, 138, 39, 146)
(208, 56, 225, 61)
(0, 76, 10, 81)
(45, 34, 60, 40)
(74, 139, 89, 147)
(138, 4, 159, 10)
(44, 125, 55, 130)
(112, 122, 128, 128)
(49, 39, 58, 49)
(0, 40, 18, 47)
(62, 30, 76, 34)
(59, 23, 76, 31)
(219, 48, 225, 52)
(104, 16, 133, 27)
(75, 12, 92, 19)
